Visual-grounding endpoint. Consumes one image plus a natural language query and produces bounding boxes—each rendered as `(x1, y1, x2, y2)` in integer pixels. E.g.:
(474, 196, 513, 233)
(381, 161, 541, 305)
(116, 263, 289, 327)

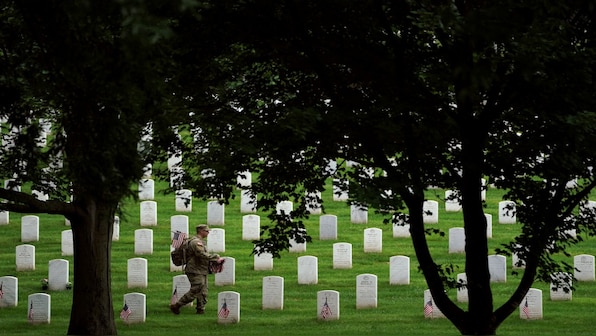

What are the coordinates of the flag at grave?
(218, 300, 230, 318)
(170, 287, 178, 306)
(320, 297, 332, 319)
(0, 281, 3, 299)
(171, 231, 187, 249)
(120, 302, 132, 321)
(28, 302, 34, 323)
(424, 300, 433, 318)
(522, 298, 530, 319)
(209, 259, 225, 274)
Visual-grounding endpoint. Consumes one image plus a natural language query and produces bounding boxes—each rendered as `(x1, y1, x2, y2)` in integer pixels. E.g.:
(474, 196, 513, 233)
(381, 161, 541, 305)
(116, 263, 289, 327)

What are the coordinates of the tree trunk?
(67, 198, 117, 335)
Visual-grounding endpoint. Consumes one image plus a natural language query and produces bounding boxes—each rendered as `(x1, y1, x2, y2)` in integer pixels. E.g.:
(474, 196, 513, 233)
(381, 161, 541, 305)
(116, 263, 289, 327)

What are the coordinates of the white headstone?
(240, 189, 257, 213)
(319, 215, 338, 240)
(297, 256, 318, 285)
(0, 276, 18, 308)
(332, 179, 348, 201)
(21, 215, 39, 242)
(276, 201, 293, 216)
(127, 258, 148, 289)
(0, 210, 9, 225)
(306, 191, 322, 215)
(389, 255, 410, 285)
(48, 259, 69, 290)
(498, 201, 516, 224)
(172, 274, 192, 307)
(207, 228, 225, 253)
(488, 255, 507, 283)
(574, 254, 595, 281)
(550, 272, 572, 301)
(448, 227, 465, 253)
(31, 189, 49, 202)
(580, 200, 596, 222)
(138, 179, 154, 200)
(61, 230, 74, 256)
(456, 273, 468, 303)
(237, 170, 252, 189)
(423, 200, 439, 224)
(363, 228, 382, 253)
(134, 229, 153, 255)
(393, 221, 411, 238)
(485, 213, 493, 238)
(317, 290, 340, 321)
(445, 190, 462, 212)
(112, 216, 120, 241)
(254, 247, 273, 271)
(423, 289, 445, 319)
(350, 204, 368, 224)
(27, 293, 50, 324)
(122, 292, 146, 324)
(217, 291, 240, 324)
(356, 274, 377, 309)
(262, 276, 284, 310)
(289, 235, 307, 253)
(4, 179, 20, 192)
(215, 257, 235, 286)
(519, 288, 542, 320)
(207, 201, 225, 226)
(512, 244, 527, 269)
(142, 163, 152, 179)
(175, 189, 192, 212)
(170, 215, 189, 238)
(16, 244, 35, 271)
(139, 201, 157, 226)
(242, 215, 260, 240)
(333, 243, 352, 269)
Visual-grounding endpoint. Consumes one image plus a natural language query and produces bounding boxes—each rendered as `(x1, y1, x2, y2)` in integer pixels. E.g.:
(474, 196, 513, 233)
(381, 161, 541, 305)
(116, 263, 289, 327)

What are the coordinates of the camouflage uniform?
(174, 236, 220, 313)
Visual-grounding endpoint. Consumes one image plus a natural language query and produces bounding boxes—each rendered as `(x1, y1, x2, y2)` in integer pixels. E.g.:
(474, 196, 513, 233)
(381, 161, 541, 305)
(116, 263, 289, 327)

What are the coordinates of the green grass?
(1, 181, 596, 335)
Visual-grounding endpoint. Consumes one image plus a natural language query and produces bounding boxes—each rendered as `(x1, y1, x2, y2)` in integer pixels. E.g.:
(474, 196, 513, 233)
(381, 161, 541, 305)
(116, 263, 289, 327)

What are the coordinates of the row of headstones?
(136, 198, 525, 227)
(3, 287, 546, 325)
(425, 287, 546, 320)
(125, 255, 410, 288)
(12, 230, 596, 284)
(124, 252, 592, 290)
(120, 286, 546, 324)
(0, 269, 568, 325)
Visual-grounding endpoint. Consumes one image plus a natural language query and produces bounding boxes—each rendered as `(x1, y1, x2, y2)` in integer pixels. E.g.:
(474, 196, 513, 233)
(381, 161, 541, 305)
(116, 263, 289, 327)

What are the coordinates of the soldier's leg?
(195, 275, 208, 313)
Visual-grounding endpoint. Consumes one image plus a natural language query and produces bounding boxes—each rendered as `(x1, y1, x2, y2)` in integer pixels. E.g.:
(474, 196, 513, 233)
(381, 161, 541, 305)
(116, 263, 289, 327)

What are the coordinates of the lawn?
(0, 180, 595, 336)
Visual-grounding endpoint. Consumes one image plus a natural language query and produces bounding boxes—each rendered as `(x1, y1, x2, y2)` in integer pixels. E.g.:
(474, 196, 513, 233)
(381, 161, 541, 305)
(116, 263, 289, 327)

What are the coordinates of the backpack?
(170, 234, 192, 267)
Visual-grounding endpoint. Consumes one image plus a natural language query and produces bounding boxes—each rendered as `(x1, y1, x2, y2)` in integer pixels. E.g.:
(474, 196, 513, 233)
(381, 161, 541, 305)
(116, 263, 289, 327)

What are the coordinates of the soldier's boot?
(169, 302, 182, 315)
(196, 307, 205, 314)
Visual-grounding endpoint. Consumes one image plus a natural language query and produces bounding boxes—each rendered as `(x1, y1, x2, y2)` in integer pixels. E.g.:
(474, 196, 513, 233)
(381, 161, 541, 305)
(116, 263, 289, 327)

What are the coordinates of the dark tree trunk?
(67, 198, 117, 335)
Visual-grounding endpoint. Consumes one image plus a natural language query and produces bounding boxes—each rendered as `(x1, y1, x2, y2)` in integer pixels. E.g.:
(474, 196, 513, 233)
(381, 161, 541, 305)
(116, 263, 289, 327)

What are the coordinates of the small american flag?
(170, 287, 178, 306)
(209, 259, 225, 274)
(171, 231, 187, 249)
(522, 298, 530, 319)
(120, 302, 132, 321)
(424, 300, 433, 318)
(28, 302, 34, 323)
(218, 300, 230, 318)
(0, 281, 4, 299)
(320, 297, 332, 319)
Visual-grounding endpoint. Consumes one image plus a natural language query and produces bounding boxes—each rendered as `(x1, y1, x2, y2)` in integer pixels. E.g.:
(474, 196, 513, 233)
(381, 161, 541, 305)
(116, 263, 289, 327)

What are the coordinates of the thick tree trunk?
(67, 199, 117, 335)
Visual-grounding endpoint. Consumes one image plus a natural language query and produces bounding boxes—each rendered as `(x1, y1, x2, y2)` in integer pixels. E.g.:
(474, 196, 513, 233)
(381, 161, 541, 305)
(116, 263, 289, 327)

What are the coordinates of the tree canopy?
(176, 1, 596, 334)
(1, 0, 596, 335)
